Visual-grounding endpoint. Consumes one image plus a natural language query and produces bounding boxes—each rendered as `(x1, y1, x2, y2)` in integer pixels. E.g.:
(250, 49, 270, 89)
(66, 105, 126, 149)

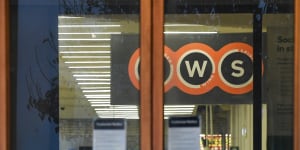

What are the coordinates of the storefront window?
(10, 0, 295, 150)
(162, 1, 294, 150)
(11, 0, 140, 150)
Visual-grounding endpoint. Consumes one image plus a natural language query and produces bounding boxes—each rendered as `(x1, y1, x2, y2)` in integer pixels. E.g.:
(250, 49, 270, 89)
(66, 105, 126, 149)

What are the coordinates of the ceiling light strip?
(60, 51, 110, 54)
(83, 90, 110, 93)
(164, 24, 204, 27)
(69, 66, 110, 69)
(65, 61, 110, 64)
(80, 87, 110, 90)
(74, 75, 110, 77)
(97, 116, 139, 119)
(89, 101, 111, 103)
(95, 108, 138, 111)
(73, 71, 110, 74)
(58, 25, 121, 27)
(76, 79, 110, 81)
(85, 96, 110, 99)
(164, 105, 195, 108)
(96, 110, 138, 113)
(59, 45, 110, 48)
(164, 31, 217, 34)
(78, 82, 110, 85)
(62, 56, 110, 59)
(91, 104, 112, 107)
(164, 108, 194, 111)
(88, 99, 111, 102)
(164, 110, 193, 113)
(59, 32, 121, 35)
(59, 38, 111, 41)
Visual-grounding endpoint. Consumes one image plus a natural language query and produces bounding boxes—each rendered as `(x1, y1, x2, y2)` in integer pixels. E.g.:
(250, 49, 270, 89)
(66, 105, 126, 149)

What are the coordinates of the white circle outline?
(164, 54, 174, 85)
(135, 58, 140, 80)
(134, 56, 174, 86)
(218, 49, 253, 88)
(176, 49, 215, 88)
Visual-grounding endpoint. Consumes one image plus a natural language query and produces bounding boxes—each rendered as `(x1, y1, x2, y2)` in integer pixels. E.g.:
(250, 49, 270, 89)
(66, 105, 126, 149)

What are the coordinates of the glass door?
(6, 0, 299, 150)
(161, 1, 295, 150)
(9, 0, 150, 150)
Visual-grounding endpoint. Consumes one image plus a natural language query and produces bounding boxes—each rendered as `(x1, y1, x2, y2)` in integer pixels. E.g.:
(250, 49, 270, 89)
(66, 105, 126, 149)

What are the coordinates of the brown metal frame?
(294, 0, 300, 150)
(0, 0, 9, 149)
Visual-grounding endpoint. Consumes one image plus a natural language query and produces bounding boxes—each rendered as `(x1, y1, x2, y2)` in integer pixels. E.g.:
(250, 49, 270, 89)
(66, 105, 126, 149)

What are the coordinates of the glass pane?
(263, 14, 294, 150)
(11, 1, 140, 150)
(163, 1, 294, 150)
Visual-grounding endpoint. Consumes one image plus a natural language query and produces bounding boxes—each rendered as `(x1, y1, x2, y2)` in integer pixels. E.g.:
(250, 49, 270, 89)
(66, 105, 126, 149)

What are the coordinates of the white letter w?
(184, 60, 208, 77)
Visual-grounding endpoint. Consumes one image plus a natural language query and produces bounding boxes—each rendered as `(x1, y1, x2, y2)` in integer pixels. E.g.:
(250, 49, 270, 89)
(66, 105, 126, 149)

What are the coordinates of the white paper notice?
(93, 118, 127, 150)
(168, 116, 201, 150)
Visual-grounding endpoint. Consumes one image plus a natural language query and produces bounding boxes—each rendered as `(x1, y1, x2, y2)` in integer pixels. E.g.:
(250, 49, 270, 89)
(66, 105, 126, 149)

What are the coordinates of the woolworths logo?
(128, 42, 263, 95)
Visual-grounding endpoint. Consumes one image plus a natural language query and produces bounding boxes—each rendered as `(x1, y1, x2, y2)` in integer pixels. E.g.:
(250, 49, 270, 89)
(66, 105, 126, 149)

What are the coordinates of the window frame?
(1, 1, 300, 150)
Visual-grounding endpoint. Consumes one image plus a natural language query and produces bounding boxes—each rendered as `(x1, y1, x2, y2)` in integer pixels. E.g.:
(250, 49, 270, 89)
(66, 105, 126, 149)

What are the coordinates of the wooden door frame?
(0, 1, 299, 150)
(140, 0, 152, 150)
(0, 0, 9, 150)
(140, 0, 164, 149)
(152, 0, 164, 150)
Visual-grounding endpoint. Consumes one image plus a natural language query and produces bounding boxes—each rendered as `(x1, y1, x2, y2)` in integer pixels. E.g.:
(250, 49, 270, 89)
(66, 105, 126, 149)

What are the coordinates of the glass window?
(163, 1, 294, 150)
(11, 1, 141, 150)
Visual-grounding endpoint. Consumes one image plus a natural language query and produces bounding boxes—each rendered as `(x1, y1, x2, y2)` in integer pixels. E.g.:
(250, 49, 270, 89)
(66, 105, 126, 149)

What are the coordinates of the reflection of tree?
(26, 32, 59, 133)
(59, 0, 139, 15)
(60, 0, 112, 14)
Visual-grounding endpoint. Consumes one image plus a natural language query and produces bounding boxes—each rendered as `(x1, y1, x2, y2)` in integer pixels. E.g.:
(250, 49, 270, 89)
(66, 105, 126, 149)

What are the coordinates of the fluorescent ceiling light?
(164, 110, 193, 113)
(59, 45, 110, 48)
(80, 87, 110, 90)
(83, 90, 110, 93)
(164, 31, 217, 34)
(68, 66, 110, 69)
(85, 94, 110, 97)
(59, 32, 121, 35)
(86, 96, 110, 99)
(58, 38, 111, 41)
(91, 104, 112, 107)
(164, 24, 204, 27)
(74, 74, 110, 77)
(73, 71, 110, 74)
(97, 109, 138, 113)
(90, 101, 110, 104)
(164, 108, 194, 111)
(98, 115, 139, 119)
(76, 79, 110, 81)
(65, 61, 110, 64)
(62, 56, 110, 59)
(95, 110, 139, 113)
(78, 82, 110, 85)
(164, 105, 195, 108)
(95, 108, 138, 111)
(112, 105, 138, 108)
(60, 51, 110, 54)
(58, 25, 121, 28)
(85, 95, 110, 98)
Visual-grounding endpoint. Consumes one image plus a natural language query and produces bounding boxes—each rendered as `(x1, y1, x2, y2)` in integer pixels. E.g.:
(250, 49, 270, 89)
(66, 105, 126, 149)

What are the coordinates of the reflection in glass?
(58, 10, 140, 150)
(163, 4, 294, 149)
